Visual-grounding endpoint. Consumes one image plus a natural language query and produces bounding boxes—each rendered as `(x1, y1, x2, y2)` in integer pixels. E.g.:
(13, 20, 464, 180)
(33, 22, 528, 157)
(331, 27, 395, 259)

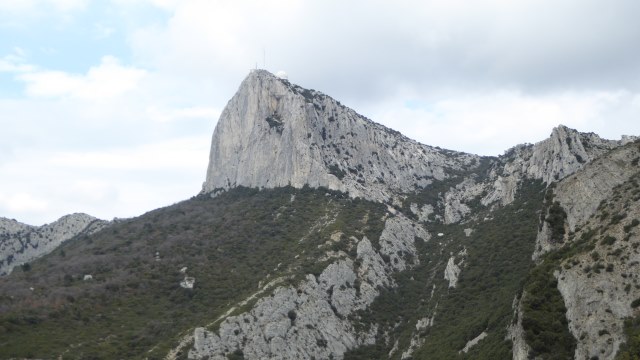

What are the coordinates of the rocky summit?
(0, 70, 639, 360)
(203, 70, 480, 205)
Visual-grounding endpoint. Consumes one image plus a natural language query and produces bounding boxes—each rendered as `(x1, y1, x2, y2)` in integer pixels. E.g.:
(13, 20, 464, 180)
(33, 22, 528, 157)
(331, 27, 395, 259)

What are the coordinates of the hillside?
(0, 70, 638, 360)
(0, 187, 388, 358)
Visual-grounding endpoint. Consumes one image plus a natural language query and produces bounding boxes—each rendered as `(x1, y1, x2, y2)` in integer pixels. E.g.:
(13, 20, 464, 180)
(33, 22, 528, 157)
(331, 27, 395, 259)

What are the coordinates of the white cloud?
(49, 136, 210, 170)
(48, 0, 87, 12)
(368, 89, 640, 155)
(0, 192, 48, 213)
(126, 0, 640, 104)
(0, 48, 35, 73)
(0, 1, 38, 13)
(146, 106, 220, 123)
(0, 135, 211, 225)
(0, 0, 86, 18)
(93, 23, 116, 39)
(18, 56, 146, 100)
(111, 0, 179, 11)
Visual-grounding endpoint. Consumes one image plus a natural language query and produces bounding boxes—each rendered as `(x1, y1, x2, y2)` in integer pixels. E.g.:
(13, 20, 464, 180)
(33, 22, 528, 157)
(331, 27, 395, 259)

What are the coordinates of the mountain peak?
(501, 124, 623, 184)
(202, 71, 479, 204)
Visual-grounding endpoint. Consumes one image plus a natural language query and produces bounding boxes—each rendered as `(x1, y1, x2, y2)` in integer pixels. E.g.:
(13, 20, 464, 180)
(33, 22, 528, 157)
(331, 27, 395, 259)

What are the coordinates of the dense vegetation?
(521, 258, 575, 359)
(346, 179, 547, 359)
(617, 317, 640, 360)
(519, 187, 577, 359)
(0, 186, 386, 359)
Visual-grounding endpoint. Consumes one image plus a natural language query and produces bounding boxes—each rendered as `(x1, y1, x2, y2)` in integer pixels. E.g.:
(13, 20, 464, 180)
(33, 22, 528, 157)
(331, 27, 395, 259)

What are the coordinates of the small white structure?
(180, 276, 195, 289)
(276, 70, 288, 79)
(437, 233, 444, 237)
(83, 274, 93, 281)
(180, 266, 188, 274)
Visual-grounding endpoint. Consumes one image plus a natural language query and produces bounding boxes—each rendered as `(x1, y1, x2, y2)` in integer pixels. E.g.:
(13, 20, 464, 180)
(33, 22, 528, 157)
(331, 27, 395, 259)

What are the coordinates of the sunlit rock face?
(202, 70, 480, 205)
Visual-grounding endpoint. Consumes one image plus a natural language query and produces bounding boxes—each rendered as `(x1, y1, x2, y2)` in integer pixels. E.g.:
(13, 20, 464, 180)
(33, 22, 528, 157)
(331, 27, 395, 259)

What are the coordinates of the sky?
(1, 0, 639, 225)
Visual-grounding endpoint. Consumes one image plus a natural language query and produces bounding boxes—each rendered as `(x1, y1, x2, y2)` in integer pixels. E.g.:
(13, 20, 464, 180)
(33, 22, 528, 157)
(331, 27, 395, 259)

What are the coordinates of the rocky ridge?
(203, 70, 633, 226)
(0, 213, 108, 275)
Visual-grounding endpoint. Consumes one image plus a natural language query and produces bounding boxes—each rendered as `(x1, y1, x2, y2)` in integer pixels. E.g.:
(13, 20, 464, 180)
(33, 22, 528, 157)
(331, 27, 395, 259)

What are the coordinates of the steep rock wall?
(202, 70, 479, 205)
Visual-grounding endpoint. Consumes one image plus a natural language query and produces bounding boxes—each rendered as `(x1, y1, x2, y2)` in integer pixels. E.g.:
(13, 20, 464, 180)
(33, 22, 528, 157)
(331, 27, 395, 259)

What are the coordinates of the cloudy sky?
(1, 0, 639, 225)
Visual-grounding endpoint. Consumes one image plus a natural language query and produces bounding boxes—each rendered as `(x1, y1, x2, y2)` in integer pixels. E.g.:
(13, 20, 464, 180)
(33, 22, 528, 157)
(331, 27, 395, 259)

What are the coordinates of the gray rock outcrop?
(444, 256, 461, 288)
(525, 140, 640, 359)
(501, 125, 623, 185)
(477, 125, 629, 215)
(508, 295, 532, 360)
(554, 173, 640, 360)
(0, 213, 108, 275)
(534, 141, 640, 259)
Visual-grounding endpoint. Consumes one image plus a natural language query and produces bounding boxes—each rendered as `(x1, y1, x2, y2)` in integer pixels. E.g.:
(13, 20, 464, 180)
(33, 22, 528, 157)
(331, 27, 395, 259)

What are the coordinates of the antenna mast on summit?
(263, 48, 266, 69)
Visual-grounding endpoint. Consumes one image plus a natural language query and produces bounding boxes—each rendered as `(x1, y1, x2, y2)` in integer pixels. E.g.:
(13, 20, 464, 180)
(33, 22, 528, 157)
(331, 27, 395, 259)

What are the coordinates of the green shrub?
(521, 261, 576, 360)
(601, 236, 617, 246)
(617, 316, 640, 359)
(227, 349, 245, 360)
(624, 219, 640, 233)
(610, 213, 628, 225)
(546, 202, 567, 242)
(606, 264, 614, 272)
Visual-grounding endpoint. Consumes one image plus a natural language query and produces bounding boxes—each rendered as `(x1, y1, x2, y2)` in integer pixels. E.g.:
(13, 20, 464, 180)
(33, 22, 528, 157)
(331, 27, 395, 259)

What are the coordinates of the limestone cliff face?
(534, 141, 640, 259)
(555, 169, 640, 360)
(0, 213, 108, 275)
(202, 70, 479, 205)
